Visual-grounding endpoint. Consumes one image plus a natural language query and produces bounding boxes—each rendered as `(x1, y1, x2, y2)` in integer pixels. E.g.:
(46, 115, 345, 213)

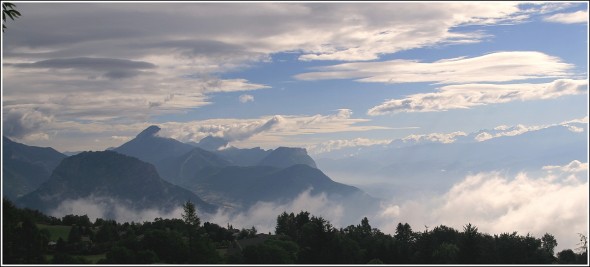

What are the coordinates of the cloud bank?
(296, 51, 573, 83)
(50, 159, 588, 254)
(544, 10, 588, 24)
(50, 195, 185, 223)
(306, 138, 393, 155)
(375, 160, 588, 253)
(368, 79, 588, 115)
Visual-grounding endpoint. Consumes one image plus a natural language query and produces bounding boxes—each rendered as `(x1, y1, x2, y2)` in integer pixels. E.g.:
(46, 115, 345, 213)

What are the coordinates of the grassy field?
(79, 254, 106, 263)
(44, 253, 106, 264)
(37, 224, 71, 241)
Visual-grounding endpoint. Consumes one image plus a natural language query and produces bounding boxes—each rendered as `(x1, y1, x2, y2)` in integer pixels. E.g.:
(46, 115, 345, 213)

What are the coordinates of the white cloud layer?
(159, 109, 391, 145)
(544, 10, 588, 24)
(50, 195, 185, 223)
(474, 116, 588, 142)
(306, 138, 393, 154)
(307, 115, 587, 157)
(375, 160, 589, 253)
(368, 79, 588, 115)
(402, 131, 467, 144)
(203, 189, 345, 234)
(11, 109, 389, 151)
(543, 160, 589, 173)
(50, 160, 588, 254)
(2, 2, 585, 151)
(296, 51, 573, 83)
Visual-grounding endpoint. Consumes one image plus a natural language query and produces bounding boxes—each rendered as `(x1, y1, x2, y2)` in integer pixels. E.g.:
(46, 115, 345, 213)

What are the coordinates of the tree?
(459, 223, 480, 263)
(182, 200, 200, 227)
(2, 2, 21, 32)
(541, 233, 557, 256)
(243, 238, 298, 264)
(577, 233, 588, 254)
(67, 225, 82, 244)
(432, 242, 459, 263)
(394, 223, 414, 244)
(557, 249, 577, 264)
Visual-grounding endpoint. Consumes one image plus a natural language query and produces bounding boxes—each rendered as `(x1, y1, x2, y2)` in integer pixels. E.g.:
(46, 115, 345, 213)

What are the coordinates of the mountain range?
(111, 126, 376, 214)
(4, 126, 378, 221)
(3, 136, 66, 200)
(4, 121, 586, 222)
(314, 122, 588, 199)
(16, 151, 216, 216)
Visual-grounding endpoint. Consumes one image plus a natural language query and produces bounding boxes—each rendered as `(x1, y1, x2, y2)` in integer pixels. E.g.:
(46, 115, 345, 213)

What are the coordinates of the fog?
(50, 160, 588, 253)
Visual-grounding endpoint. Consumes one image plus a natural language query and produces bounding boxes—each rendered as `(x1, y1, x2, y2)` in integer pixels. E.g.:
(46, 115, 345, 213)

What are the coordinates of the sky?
(1, 1, 588, 152)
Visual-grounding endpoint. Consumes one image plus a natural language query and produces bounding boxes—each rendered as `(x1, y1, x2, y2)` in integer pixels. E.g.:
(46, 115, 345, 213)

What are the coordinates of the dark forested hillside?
(2, 198, 587, 264)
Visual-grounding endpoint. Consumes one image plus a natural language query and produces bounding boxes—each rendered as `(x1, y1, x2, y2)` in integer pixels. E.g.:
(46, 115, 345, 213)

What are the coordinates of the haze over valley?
(2, 1, 588, 263)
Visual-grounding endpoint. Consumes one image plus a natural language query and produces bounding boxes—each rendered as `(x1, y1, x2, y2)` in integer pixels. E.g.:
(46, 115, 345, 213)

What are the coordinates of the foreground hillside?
(3, 198, 587, 264)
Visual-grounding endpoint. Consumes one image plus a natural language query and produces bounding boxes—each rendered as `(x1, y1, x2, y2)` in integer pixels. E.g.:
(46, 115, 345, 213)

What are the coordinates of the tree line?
(2, 198, 587, 264)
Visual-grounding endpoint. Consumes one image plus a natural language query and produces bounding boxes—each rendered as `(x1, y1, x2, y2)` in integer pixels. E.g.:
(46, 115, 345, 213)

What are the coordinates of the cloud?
(45, 157, 589, 254)
(307, 138, 393, 154)
(544, 10, 588, 24)
(3, 3, 532, 63)
(475, 124, 545, 142)
(375, 162, 589, 253)
(402, 131, 467, 144)
(0, 2, 539, 124)
(367, 79, 588, 115)
(239, 94, 255, 103)
(50, 195, 186, 223)
(3, 108, 391, 152)
(309, 115, 587, 157)
(561, 116, 589, 124)
(296, 51, 573, 84)
(204, 188, 345, 233)
(2, 73, 268, 124)
(11, 57, 156, 70)
(3, 107, 54, 140)
(543, 160, 589, 173)
(49, 188, 347, 235)
(159, 109, 390, 146)
(473, 116, 588, 142)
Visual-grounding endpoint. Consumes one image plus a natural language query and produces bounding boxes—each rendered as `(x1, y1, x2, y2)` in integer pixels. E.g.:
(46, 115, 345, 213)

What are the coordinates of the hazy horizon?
(2, 1, 589, 257)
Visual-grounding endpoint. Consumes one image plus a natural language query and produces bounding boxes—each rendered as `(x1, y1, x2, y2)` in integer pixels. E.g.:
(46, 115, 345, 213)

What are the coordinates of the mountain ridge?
(17, 150, 216, 217)
(3, 136, 67, 200)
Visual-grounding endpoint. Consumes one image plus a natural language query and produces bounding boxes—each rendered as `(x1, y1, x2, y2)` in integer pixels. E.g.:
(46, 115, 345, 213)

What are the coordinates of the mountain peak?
(197, 135, 229, 151)
(258, 146, 317, 169)
(137, 125, 161, 138)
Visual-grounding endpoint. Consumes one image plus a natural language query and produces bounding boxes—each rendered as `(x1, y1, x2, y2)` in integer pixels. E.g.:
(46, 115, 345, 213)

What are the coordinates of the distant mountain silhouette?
(257, 147, 317, 169)
(191, 135, 229, 151)
(316, 123, 588, 198)
(215, 147, 272, 166)
(157, 147, 231, 185)
(113, 125, 194, 164)
(17, 151, 216, 216)
(2, 136, 66, 200)
(182, 163, 378, 217)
